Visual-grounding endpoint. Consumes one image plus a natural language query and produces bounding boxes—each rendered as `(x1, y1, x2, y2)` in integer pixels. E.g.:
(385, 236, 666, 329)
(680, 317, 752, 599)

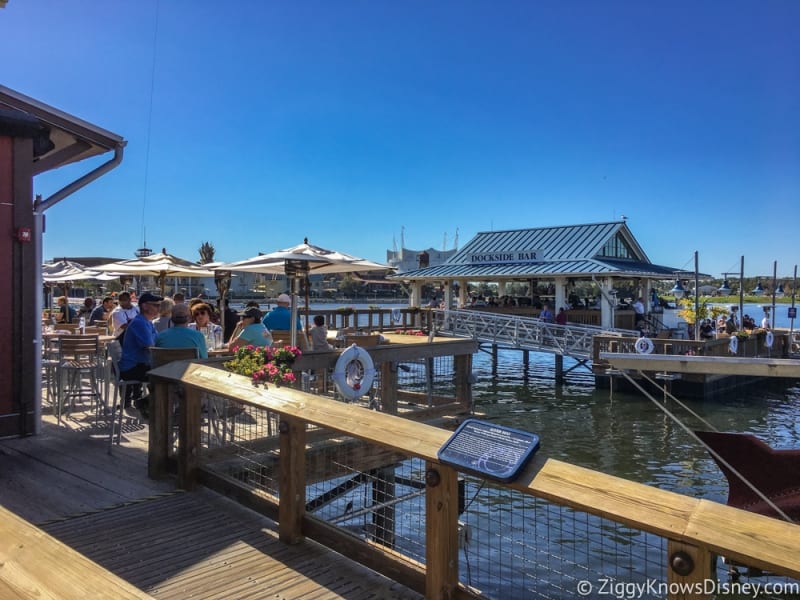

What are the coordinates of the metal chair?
(56, 334, 102, 424)
(106, 340, 147, 451)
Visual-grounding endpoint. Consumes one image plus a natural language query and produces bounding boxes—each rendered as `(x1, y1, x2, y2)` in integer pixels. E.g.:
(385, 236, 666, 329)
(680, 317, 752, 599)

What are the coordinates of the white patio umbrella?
(42, 260, 119, 315)
(216, 239, 393, 343)
(93, 251, 215, 295)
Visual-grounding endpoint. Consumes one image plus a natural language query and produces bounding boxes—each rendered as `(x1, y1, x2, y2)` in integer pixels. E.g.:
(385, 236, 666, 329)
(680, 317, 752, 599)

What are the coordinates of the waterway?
(292, 302, 800, 595)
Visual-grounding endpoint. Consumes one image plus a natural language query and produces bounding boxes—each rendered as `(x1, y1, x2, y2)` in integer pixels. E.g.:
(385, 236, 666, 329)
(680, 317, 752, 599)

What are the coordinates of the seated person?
(228, 307, 272, 348)
(188, 302, 223, 347)
(89, 296, 114, 326)
(155, 303, 208, 358)
(262, 293, 302, 331)
(56, 296, 76, 323)
(78, 297, 95, 319)
(699, 319, 715, 339)
(309, 315, 334, 351)
(153, 298, 175, 333)
(119, 291, 162, 415)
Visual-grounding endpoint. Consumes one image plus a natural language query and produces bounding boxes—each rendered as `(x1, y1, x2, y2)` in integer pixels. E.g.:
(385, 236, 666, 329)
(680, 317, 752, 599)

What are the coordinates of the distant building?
(386, 247, 458, 274)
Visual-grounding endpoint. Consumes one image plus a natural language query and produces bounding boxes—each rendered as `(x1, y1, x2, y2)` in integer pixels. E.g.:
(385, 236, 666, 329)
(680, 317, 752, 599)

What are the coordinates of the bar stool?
(56, 334, 103, 424)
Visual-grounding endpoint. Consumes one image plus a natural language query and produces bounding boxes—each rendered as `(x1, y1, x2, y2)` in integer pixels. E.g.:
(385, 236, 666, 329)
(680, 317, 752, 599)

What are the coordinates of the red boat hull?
(695, 430, 800, 521)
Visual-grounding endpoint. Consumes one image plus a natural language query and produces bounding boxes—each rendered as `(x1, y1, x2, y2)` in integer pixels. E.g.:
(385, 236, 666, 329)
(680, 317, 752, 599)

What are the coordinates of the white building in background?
(386, 247, 458, 274)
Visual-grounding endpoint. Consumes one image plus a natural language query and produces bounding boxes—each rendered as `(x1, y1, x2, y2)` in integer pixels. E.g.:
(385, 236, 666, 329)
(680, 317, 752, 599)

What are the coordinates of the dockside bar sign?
(470, 249, 544, 265)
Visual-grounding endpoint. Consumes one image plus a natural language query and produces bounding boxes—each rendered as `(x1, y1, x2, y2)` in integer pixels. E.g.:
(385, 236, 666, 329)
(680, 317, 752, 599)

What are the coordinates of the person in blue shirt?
(119, 291, 162, 411)
(155, 303, 208, 358)
(262, 293, 302, 331)
(229, 306, 273, 348)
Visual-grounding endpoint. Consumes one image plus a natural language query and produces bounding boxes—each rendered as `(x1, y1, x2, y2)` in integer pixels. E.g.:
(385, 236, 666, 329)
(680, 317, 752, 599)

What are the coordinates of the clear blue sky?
(2, 1, 798, 279)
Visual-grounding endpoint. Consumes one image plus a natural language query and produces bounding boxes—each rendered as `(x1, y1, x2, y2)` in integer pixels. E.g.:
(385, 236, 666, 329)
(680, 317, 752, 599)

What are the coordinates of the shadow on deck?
(0, 409, 422, 600)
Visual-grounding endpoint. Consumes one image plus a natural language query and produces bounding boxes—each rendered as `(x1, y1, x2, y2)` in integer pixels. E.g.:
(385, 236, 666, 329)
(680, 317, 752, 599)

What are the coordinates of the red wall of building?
(0, 136, 14, 424)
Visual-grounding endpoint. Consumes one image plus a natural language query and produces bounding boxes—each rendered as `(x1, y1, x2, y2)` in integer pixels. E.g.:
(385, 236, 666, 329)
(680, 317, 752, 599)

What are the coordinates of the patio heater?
(284, 259, 310, 348)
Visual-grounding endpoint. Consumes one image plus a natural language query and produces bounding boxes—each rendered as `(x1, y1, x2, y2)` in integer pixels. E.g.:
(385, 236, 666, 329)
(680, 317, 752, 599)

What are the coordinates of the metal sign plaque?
(789, 307, 797, 319)
(437, 419, 540, 483)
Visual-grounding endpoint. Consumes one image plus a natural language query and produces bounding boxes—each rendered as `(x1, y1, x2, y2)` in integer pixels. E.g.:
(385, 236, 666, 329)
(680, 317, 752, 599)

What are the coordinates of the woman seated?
(228, 307, 272, 348)
(188, 302, 223, 348)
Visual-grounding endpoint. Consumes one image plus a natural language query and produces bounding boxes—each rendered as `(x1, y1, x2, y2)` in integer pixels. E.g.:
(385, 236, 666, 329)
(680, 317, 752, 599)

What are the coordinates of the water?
(300, 302, 800, 594)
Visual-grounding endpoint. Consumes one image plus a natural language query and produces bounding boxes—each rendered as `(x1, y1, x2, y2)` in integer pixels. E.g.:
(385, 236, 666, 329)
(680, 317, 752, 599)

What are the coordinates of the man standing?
(118, 291, 162, 414)
(110, 291, 139, 337)
(262, 293, 302, 331)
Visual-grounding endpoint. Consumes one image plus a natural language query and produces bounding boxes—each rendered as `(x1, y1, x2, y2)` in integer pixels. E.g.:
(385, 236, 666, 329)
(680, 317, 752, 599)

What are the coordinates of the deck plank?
(43, 489, 422, 599)
(1, 406, 422, 600)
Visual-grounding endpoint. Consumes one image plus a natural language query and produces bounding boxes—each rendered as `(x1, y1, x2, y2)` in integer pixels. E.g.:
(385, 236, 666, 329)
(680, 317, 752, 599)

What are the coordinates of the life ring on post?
(634, 336, 654, 354)
(332, 344, 376, 401)
(765, 331, 774, 348)
(729, 335, 739, 355)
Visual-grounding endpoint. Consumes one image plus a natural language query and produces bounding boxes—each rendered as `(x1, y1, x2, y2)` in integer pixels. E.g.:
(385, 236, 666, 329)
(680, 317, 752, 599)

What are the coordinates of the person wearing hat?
(262, 293, 302, 332)
(229, 306, 273, 348)
(118, 291, 163, 413)
(155, 303, 208, 358)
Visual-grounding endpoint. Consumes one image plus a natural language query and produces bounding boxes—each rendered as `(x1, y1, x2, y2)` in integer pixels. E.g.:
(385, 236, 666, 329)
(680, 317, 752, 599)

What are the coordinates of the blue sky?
(2, 1, 798, 279)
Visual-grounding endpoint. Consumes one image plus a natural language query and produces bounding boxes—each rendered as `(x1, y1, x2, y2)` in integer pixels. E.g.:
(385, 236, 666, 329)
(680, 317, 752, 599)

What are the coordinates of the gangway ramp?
(437, 309, 638, 362)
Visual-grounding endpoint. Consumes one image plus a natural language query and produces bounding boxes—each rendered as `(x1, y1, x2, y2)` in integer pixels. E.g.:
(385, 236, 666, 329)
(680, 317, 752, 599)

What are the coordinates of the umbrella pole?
(290, 276, 298, 348)
(304, 275, 310, 333)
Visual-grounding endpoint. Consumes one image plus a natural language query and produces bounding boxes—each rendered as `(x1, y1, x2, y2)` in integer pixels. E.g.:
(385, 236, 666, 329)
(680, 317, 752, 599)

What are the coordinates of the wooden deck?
(0, 405, 423, 599)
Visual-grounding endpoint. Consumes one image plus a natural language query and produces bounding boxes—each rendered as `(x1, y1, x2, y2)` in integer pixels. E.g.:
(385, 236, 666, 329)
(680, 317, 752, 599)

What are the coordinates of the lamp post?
(790, 265, 797, 338)
(694, 251, 699, 340)
(739, 256, 744, 328)
(771, 261, 778, 330)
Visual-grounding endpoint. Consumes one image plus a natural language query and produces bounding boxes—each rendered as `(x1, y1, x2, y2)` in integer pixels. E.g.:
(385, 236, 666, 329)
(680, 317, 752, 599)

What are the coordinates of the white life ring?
(729, 335, 738, 354)
(765, 331, 774, 348)
(634, 336, 654, 354)
(332, 344, 376, 401)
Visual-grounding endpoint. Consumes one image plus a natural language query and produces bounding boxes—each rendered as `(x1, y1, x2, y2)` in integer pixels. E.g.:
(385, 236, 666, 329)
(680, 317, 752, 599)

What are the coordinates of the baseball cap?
(277, 293, 291, 304)
(242, 306, 262, 320)
(138, 291, 164, 305)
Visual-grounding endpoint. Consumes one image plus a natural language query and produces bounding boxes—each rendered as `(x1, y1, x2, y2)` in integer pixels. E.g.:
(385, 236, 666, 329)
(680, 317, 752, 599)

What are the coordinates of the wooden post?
(380, 361, 398, 415)
(147, 380, 171, 479)
(555, 354, 564, 383)
(491, 343, 498, 375)
(454, 354, 471, 411)
(522, 349, 530, 373)
(279, 416, 306, 544)
(177, 386, 202, 490)
(372, 467, 396, 549)
(666, 540, 715, 600)
(425, 463, 458, 599)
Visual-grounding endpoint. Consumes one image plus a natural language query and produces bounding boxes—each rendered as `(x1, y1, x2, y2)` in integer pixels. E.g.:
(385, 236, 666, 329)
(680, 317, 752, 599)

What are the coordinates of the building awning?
(0, 85, 125, 175)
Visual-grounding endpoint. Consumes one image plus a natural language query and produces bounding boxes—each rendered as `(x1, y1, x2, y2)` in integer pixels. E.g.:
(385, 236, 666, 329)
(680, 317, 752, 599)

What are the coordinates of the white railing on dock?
(437, 309, 638, 360)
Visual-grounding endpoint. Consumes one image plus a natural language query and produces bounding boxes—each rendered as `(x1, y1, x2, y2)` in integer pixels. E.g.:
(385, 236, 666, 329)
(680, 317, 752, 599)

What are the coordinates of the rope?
(618, 369, 793, 523)
(139, 0, 161, 245)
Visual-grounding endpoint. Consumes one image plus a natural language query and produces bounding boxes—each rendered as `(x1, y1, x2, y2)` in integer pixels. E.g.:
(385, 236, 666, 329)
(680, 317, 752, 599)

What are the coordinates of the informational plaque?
(437, 419, 540, 483)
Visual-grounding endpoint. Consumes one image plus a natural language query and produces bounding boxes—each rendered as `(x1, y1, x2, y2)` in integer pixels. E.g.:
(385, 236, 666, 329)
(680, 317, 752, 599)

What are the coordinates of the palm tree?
(198, 241, 215, 264)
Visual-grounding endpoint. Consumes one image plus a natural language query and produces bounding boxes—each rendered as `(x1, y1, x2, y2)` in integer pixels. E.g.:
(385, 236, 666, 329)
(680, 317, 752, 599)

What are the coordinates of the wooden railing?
(148, 357, 800, 600)
(592, 330, 791, 368)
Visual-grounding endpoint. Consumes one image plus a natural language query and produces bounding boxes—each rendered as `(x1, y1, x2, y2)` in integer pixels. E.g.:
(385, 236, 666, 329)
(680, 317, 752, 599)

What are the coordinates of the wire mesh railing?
(148, 360, 800, 600)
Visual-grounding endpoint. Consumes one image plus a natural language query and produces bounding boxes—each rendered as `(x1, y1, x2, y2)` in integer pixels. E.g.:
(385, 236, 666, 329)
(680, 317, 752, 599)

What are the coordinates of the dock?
(0, 409, 422, 599)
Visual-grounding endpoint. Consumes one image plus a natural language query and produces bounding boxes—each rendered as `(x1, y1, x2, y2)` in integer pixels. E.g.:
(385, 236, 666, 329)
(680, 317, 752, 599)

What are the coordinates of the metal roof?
(390, 221, 681, 281)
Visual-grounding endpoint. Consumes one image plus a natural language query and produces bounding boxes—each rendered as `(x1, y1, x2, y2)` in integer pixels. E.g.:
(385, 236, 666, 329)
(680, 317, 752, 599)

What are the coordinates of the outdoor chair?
(269, 329, 309, 352)
(106, 340, 147, 451)
(56, 334, 103, 425)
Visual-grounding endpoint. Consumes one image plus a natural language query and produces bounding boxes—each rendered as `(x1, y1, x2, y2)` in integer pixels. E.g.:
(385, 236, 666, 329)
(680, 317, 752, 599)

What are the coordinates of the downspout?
(31, 145, 123, 433)
(35, 145, 124, 212)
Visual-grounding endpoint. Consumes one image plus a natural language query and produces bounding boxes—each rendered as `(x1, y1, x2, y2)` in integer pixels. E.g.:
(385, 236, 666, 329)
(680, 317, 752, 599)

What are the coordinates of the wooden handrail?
(0, 505, 153, 599)
(148, 360, 800, 597)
